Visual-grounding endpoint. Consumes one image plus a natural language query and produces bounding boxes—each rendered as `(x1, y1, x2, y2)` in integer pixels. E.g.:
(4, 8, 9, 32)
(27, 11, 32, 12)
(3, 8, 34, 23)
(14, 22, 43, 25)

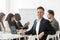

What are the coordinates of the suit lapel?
(38, 18, 44, 34)
(34, 18, 45, 34)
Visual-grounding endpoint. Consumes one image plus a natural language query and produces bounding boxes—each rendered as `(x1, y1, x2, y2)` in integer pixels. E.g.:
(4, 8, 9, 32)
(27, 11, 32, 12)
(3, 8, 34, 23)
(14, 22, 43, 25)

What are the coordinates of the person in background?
(14, 13, 30, 40)
(5, 13, 17, 34)
(14, 13, 30, 31)
(20, 6, 56, 40)
(14, 13, 23, 30)
(47, 10, 59, 40)
(47, 10, 59, 31)
(0, 12, 5, 31)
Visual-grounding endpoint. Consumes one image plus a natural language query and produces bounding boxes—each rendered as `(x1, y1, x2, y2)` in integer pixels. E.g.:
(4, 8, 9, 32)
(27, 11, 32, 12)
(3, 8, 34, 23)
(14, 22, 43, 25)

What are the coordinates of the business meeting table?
(0, 31, 37, 40)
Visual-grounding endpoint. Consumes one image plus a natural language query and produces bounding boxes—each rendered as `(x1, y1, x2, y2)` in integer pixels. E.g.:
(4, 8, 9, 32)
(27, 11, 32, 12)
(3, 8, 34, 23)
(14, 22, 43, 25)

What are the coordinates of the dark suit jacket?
(25, 18, 56, 40)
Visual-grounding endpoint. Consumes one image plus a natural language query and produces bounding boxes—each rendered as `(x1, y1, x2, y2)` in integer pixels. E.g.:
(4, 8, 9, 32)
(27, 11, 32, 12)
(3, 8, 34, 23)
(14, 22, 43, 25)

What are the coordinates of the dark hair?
(6, 13, 14, 25)
(0, 12, 5, 22)
(48, 10, 54, 16)
(15, 13, 21, 21)
(37, 6, 44, 11)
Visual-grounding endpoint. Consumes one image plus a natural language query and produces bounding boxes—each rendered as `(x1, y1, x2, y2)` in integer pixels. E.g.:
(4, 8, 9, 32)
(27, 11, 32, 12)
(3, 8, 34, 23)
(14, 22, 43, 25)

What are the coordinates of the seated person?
(47, 10, 59, 31)
(47, 10, 59, 40)
(14, 13, 30, 31)
(0, 12, 5, 31)
(5, 13, 17, 34)
(14, 13, 30, 40)
(4, 13, 29, 40)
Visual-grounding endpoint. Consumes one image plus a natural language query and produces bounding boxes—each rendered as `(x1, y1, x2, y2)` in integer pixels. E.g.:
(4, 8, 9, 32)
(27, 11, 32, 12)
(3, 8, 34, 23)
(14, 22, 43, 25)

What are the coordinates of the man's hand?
(38, 32, 44, 39)
(19, 29, 26, 35)
(24, 21, 30, 27)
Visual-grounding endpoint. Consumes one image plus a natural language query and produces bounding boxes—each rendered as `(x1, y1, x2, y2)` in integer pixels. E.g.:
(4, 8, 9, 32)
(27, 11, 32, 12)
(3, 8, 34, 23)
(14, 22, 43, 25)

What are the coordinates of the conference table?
(0, 32, 37, 40)
(0, 34, 27, 40)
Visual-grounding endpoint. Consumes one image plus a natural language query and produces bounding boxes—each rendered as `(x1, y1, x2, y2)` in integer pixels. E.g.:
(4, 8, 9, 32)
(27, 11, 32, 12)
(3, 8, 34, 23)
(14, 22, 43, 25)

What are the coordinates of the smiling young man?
(20, 6, 56, 40)
(47, 10, 59, 31)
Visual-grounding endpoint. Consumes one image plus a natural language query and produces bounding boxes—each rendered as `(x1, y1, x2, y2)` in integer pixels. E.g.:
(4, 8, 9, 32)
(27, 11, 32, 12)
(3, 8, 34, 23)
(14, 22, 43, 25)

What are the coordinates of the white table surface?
(0, 34, 20, 39)
(0, 32, 37, 40)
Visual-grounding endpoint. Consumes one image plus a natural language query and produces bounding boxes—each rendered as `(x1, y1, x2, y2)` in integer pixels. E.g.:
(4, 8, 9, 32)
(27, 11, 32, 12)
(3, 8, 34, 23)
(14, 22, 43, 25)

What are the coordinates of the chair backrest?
(46, 34, 56, 40)
(28, 35, 36, 40)
(56, 31, 59, 34)
(46, 31, 60, 40)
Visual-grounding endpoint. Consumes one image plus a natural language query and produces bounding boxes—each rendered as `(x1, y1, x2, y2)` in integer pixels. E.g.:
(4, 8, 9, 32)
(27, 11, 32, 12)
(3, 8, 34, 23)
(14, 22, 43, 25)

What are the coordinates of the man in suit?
(20, 6, 56, 40)
(47, 10, 59, 31)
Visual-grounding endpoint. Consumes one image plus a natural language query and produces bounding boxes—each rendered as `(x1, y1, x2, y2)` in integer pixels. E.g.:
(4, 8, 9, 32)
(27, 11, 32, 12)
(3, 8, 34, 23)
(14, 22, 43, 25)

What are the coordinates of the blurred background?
(0, 0, 60, 29)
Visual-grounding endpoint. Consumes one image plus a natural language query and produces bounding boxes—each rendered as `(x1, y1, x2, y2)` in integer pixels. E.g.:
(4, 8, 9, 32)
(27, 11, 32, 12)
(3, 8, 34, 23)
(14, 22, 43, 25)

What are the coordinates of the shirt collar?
(50, 18, 55, 22)
(36, 18, 43, 22)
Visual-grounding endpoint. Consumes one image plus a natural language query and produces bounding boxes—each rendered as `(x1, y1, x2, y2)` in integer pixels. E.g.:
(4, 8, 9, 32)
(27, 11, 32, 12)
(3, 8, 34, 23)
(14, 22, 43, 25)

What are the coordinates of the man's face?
(15, 16, 21, 21)
(37, 9, 44, 19)
(47, 13, 52, 19)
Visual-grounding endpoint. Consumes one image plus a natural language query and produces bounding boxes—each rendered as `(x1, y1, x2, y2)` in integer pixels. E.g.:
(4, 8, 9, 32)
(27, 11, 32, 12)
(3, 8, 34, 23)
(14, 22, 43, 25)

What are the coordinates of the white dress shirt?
(36, 18, 41, 40)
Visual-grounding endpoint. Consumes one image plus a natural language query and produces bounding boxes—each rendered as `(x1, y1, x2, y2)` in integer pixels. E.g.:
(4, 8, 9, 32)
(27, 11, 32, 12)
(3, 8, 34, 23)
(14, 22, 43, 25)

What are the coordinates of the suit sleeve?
(25, 20, 36, 35)
(44, 20, 56, 36)
(25, 26, 33, 35)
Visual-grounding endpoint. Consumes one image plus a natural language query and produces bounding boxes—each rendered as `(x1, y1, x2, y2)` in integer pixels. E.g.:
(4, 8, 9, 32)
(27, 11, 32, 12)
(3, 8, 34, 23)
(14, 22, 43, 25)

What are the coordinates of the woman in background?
(0, 12, 5, 31)
(5, 13, 17, 34)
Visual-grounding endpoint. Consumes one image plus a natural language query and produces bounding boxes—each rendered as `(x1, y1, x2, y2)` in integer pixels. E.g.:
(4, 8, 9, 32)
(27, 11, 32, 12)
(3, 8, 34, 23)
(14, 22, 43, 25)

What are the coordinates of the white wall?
(0, 0, 6, 13)
(19, 9, 36, 29)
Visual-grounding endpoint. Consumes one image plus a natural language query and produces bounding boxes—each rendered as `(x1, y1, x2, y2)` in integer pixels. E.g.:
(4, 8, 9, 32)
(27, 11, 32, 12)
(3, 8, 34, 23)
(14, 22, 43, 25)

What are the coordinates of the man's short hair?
(37, 6, 44, 11)
(48, 10, 54, 16)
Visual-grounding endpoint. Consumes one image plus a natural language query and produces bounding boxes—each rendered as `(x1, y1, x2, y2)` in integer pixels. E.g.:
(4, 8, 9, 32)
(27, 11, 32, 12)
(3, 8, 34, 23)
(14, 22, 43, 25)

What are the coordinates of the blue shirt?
(9, 26, 17, 34)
